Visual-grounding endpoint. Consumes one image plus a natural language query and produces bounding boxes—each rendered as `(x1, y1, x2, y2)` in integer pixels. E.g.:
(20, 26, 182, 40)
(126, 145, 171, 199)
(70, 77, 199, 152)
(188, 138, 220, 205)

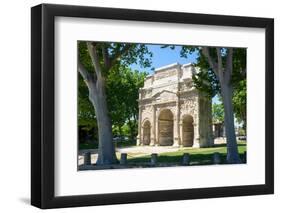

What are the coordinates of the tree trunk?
(221, 83, 241, 163)
(118, 125, 122, 136)
(201, 47, 241, 164)
(128, 119, 136, 141)
(88, 79, 118, 165)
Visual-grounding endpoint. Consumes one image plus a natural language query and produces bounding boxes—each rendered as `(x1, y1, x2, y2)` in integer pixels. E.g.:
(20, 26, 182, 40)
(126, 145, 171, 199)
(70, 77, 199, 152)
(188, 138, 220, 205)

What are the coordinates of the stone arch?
(142, 120, 151, 145)
(182, 115, 194, 147)
(158, 109, 174, 146)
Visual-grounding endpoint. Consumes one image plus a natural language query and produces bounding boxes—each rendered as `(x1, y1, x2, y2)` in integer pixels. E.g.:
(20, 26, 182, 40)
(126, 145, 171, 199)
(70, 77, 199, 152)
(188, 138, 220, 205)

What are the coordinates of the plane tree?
(180, 46, 246, 163)
(78, 41, 152, 165)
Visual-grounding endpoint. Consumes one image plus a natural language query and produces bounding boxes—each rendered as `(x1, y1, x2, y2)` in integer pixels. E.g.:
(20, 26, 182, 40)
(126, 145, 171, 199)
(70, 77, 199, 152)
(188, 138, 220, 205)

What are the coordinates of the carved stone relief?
(138, 63, 213, 147)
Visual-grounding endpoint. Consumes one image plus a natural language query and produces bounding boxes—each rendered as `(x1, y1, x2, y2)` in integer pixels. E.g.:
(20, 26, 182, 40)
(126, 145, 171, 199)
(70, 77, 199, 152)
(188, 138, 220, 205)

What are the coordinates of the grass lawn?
(126, 142, 246, 165)
(79, 141, 246, 166)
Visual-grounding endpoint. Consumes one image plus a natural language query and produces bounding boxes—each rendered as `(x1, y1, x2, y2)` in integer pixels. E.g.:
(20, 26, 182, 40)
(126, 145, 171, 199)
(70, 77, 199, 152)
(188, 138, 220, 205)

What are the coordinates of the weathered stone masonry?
(137, 63, 213, 148)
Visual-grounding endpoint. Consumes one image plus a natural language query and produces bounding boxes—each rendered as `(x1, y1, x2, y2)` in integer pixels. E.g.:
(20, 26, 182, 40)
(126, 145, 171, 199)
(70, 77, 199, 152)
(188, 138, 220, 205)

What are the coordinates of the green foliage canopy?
(179, 46, 247, 126)
(212, 102, 224, 123)
(78, 41, 150, 140)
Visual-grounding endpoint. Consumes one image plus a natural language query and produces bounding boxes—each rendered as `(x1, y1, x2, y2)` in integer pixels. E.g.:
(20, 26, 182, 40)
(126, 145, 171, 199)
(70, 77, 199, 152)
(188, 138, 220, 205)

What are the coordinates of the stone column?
(174, 79, 180, 147)
(155, 109, 159, 146)
(179, 121, 183, 147)
(192, 122, 200, 148)
(173, 112, 179, 147)
(193, 97, 200, 148)
(176, 94, 181, 146)
(137, 105, 142, 146)
(151, 105, 156, 146)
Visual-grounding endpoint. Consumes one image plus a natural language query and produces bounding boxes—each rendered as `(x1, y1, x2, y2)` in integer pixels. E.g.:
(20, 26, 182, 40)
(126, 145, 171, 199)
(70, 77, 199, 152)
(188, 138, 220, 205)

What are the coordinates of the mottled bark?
(88, 79, 118, 164)
(221, 83, 241, 163)
(202, 47, 241, 163)
(78, 42, 118, 165)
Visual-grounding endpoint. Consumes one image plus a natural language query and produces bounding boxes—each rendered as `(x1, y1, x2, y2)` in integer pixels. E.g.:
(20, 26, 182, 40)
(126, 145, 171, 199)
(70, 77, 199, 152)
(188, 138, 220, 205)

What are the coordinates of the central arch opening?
(143, 120, 151, 145)
(158, 109, 174, 146)
(182, 115, 194, 147)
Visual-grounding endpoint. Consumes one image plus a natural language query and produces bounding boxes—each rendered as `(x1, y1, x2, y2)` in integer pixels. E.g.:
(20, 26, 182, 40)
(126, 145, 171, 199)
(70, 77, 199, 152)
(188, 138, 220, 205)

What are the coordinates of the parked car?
(238, 136, 247, 141)
(113, 136, 122, 142)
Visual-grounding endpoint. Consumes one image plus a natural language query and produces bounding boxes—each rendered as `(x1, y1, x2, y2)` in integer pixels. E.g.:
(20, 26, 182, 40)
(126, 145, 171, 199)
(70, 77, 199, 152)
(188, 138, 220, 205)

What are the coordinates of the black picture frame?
(31, 3, 274, 209)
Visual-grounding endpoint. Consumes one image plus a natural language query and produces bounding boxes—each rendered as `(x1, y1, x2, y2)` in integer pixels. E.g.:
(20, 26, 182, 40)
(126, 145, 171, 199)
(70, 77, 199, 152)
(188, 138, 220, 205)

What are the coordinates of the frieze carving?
(141, 105, 153, 119)
(180, 98, 197, 117)
(142, 88, 152, 98)
(180, 80, 194, 91)
(155, 69, 177, 80)
(138, 63, 213, 147)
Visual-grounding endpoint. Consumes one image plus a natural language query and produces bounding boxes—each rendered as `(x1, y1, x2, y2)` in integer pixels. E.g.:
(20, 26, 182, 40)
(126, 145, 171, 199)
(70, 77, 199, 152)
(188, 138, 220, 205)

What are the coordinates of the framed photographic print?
(31, 3, 274, 209)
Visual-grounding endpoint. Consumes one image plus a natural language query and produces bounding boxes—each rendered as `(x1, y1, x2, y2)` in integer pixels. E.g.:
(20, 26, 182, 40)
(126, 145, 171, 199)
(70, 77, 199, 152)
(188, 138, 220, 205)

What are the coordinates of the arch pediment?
(152, 90, 177, 101)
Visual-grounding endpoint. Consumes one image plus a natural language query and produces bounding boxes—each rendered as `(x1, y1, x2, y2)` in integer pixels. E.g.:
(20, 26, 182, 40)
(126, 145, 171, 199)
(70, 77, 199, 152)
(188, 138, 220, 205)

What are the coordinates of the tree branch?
(102, 45, 110, 70)
(216, 47, 224, 81)
(226, 48, 233, 82)
(109, 44, 132, 68)
(87, 42, 103, 80)
(241, 68, 246, 77)
(78, 60, 95, 84)
(202, 47, 219, 76)
(216, 47, 223, 71)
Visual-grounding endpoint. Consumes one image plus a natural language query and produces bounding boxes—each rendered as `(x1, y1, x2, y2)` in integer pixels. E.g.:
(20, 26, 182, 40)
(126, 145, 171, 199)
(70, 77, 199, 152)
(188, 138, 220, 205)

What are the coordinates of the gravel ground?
(78, 145, 188, 165)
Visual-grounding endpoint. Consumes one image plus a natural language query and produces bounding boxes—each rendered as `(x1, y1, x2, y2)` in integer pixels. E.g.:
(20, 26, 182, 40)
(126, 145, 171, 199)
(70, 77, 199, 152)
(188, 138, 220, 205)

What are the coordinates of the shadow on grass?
(213, 142, 246, 148)
(79, 140, 246, 151)
(128, 153, 246, 165)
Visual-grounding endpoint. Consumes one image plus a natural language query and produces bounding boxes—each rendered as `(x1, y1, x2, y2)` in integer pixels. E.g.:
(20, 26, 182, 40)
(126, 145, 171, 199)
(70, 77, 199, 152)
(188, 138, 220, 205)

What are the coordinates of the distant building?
(213, 122, 225, 138)
(137, 63, 213, 148)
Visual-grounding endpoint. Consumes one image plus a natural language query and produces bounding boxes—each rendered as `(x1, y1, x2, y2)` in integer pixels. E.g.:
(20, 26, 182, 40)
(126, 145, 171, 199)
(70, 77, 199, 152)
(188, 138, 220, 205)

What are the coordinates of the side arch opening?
(182, 115, 194, 147)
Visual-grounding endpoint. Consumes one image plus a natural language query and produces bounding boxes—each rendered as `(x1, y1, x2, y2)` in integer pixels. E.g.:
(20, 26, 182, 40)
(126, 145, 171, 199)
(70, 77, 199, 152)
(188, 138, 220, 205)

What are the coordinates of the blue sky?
(129, 44, 219, 104)
(129, 44, 198, 74)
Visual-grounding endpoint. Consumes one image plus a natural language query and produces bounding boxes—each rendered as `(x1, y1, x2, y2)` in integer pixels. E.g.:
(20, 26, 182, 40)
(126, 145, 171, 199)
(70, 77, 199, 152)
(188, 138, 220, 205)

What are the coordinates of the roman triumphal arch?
(137, 63, 213, 148)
